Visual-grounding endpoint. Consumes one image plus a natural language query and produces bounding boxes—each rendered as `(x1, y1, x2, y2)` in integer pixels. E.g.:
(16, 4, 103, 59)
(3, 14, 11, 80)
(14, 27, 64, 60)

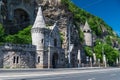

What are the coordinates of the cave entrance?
(14, 9, 30, 30)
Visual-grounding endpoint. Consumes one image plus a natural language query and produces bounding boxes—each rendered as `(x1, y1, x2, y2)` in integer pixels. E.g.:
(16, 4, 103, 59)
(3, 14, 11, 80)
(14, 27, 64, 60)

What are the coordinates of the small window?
(41, 39, 44, 43)
(16, 56, 19, 63)
(54, 39, 57, 47)
(83, 30, 86, 32)
(13, 56, 16, 63)
(38, 56, 40, 63)
(87, 30, 91, 33)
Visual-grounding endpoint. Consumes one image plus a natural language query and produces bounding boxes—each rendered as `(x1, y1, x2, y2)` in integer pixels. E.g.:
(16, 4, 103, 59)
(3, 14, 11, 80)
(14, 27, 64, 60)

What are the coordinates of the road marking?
(110, 74, 116, 76)
(88, 77, 96, 80)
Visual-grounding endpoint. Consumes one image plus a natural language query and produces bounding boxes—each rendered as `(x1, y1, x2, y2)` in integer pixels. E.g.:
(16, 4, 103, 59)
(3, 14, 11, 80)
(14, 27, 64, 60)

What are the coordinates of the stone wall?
(0, 43, 36, 68)
(0, 46, 3, 68)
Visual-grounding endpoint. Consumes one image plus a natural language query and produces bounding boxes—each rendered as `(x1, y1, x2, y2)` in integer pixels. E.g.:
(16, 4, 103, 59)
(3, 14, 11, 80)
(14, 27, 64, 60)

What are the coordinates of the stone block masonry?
(0, 43, 36, 68)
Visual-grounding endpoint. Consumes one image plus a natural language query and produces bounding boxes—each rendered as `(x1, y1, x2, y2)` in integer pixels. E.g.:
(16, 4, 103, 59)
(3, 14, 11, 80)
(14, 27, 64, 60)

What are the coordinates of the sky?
(71, 0, 120, 35)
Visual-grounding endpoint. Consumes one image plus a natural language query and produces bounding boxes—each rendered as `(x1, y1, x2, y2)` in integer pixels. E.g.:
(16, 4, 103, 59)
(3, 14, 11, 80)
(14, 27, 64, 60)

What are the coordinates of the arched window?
(87, 30, 91, 33)
(38, 56, 40, 63)
(54, 39, 57, 47)
(83, 30, 86, 33)
(13, 56, 16, 63)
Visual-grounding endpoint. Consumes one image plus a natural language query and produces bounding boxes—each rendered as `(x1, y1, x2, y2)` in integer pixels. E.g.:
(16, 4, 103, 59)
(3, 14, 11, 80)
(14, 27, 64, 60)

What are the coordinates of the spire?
(83, 21, 91, 31)
(32, 6, 46, 28)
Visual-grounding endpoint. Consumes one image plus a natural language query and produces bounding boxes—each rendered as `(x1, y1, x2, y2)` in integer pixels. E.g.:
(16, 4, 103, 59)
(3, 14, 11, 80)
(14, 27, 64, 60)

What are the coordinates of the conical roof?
(32, 6, 46, 28)
(83, 21, 91, 30)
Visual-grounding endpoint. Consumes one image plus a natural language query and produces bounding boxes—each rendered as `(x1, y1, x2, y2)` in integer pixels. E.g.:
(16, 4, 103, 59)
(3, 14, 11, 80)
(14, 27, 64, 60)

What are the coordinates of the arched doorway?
(14, 9, 30, 30)
(52, 53, 58, 68)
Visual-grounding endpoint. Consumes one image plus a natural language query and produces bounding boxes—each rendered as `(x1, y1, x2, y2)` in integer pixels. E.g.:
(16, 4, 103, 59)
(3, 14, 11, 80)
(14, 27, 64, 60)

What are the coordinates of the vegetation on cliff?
(62, 0, 114, 36)
(62, 0, 120, 65)
(0, 24, 32, 44)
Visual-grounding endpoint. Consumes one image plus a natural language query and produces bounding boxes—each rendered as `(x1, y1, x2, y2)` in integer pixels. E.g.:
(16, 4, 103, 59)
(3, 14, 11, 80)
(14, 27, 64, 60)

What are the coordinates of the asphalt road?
(0, 68, 120, 80)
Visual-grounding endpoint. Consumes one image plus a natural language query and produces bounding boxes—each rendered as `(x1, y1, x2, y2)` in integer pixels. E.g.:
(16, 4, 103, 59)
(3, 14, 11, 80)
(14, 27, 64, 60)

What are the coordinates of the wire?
(82, 0, 104, 8)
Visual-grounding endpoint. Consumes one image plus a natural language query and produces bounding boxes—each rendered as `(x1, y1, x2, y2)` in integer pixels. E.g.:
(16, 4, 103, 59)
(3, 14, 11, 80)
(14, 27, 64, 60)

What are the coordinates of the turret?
(31, 6, 46, 50)
(83, 21, 92, 46)
(31, 6, 46, 68)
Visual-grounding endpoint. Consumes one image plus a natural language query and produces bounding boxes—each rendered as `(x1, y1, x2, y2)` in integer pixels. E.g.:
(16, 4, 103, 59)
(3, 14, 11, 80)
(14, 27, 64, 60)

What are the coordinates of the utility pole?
(48, 35, 51, 68)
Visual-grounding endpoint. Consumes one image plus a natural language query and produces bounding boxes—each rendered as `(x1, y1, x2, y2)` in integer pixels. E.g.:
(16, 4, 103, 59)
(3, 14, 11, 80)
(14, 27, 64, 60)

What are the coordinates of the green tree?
(0, 23, 5, 44)
(84, 46, 93, 57)
(5, 25, 32, 44)
(104, 44, 119, 66)
(94, 43, 103, 60)
(94, 42, 119, 66)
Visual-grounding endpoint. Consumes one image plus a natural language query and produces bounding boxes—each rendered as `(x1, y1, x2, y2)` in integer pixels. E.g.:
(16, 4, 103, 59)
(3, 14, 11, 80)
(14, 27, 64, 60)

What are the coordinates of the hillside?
(0, 0, 120, 66)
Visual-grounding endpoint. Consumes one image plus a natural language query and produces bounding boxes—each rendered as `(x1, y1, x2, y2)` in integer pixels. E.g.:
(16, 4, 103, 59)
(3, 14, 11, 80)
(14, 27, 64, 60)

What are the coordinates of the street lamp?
(68, 23, 72, 68)
(48, 21, 58, 68)
(48, 34, 51, 69)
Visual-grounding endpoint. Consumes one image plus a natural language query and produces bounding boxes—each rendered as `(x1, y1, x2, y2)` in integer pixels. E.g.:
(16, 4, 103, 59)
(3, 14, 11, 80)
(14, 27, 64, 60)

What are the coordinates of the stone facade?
(0, 5, 65, 69)
(0, 0, 88, 68)
(31, 6, 65, 68)
(0, 43, 36, 68)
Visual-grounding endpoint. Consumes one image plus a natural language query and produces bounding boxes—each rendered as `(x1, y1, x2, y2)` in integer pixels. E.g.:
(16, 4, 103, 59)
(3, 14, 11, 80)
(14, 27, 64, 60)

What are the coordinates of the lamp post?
(68, 23, 71, 68)
(48, 34, 51, 68)
(48, 21, 57, 68)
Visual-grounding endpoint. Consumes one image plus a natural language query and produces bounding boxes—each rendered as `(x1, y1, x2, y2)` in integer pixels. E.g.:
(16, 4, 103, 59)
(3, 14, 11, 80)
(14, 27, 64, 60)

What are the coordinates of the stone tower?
(83, 21, 92, 46)
(31, 6, 65, 68)
(31, 6, 46, 68)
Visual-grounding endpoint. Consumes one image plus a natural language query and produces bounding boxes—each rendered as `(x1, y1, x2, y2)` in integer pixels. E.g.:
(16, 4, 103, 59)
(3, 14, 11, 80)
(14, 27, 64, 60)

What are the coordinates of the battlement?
(1, 43, 36, 51)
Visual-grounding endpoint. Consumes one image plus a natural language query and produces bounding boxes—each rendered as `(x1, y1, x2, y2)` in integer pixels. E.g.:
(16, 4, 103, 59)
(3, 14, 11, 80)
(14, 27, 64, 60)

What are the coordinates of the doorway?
(52, 53, 58, 68)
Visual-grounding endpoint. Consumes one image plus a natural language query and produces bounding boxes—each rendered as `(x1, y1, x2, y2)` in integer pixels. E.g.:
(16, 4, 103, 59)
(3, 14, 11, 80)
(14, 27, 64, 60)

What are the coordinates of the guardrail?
(0, 67, 105, 73)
